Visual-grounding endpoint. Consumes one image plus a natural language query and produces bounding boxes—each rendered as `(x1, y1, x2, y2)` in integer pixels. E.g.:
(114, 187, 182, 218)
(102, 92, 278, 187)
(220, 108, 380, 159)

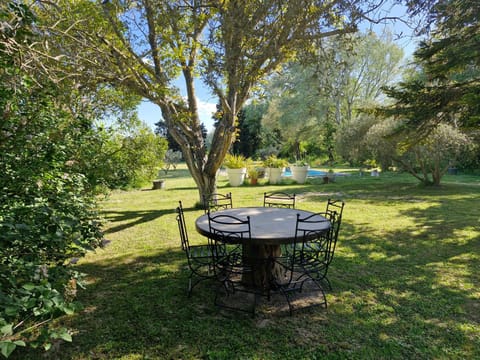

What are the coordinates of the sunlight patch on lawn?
(368, 251, 389, 260)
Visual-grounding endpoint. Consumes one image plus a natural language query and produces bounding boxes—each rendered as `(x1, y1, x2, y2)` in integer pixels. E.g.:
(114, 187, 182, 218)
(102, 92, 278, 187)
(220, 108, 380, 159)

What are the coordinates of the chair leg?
(322, 276, 332, 291)
(187, 277, 193, 297)
(279, 278, 328, 315)
(187, 273, 212, 297)
(213, 280, 257, 316)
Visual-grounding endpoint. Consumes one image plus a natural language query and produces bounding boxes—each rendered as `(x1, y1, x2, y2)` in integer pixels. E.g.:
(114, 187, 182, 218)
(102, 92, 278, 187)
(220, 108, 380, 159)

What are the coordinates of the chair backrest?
(176, 201, 190, 253)
(203, 192, 233, 214)
(323, 211, 339, 264)
(326, 199, 344, 223)
(296, 211, 336, 264)
(325, 199, 345, 258)
(263, 192, 296, 209)
(208, 212, 251, 244)
(295, 212, 332, 243)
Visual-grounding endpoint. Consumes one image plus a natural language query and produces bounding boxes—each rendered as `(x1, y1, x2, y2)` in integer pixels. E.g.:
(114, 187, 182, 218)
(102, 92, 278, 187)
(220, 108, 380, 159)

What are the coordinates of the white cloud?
(197, 99, 217, 130)
(138, 97, 218, 132)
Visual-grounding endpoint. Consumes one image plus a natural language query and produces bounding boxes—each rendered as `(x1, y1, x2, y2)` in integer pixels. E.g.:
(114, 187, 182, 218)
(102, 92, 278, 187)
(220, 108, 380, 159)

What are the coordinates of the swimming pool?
(282, 168, 327, 177)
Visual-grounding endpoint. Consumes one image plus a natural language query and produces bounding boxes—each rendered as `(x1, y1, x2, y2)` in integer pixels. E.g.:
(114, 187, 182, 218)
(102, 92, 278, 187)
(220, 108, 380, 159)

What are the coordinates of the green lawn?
(17, 167, 480, 359)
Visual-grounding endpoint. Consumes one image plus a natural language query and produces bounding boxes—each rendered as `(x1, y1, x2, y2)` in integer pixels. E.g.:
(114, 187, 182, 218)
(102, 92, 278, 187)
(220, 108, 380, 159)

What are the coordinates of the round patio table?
(195, 207, 331, 289)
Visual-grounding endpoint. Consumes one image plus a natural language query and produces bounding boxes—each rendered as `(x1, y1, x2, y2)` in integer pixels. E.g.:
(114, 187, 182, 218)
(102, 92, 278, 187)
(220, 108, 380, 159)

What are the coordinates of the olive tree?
(28, 0, 394, 202)
(261, 31, 404, 164)
(365, 120, 471, 185)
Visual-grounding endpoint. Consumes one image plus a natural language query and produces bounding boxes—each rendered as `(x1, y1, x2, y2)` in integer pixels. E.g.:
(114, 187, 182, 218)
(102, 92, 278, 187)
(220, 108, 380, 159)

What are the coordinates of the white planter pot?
(291, 165, 309, 184)
(267, 167, 283, 184)
(226, 168, 247, 187)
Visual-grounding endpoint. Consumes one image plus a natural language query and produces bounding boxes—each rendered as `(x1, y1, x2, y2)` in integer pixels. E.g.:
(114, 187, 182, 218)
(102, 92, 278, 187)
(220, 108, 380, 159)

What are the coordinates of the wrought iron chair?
(270, 213, 328, 315)
(208, 212, 263, 316)
(326, 199, 345, 225)
(264, 192, 296, 258)
(263, 192, 296, 209)
(297, 199, 345, 290)
(176, 201, 216, 297)
(203, 192, 233, 214)
(203, 192, 239, 256)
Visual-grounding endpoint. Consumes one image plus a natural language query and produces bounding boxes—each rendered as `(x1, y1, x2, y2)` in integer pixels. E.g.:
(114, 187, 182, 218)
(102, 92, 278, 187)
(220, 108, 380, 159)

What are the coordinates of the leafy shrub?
(0, 89, 104, 357)
(0, 8, 103, 354)
(365, 119, 471, 185)
(72, 123, 168, 190)
(162, 150, 183, 174)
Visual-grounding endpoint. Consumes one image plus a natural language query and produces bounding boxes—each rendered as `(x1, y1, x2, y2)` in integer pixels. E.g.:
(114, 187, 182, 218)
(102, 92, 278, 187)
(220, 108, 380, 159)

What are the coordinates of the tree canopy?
(256, 31, 404, 162)
(380, 0, 480, 136)
(21, 0, 399, 201)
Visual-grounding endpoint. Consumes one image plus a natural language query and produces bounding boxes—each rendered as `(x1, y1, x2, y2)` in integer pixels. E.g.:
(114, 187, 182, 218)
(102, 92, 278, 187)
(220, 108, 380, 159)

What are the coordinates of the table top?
(195, 207, 330, 245)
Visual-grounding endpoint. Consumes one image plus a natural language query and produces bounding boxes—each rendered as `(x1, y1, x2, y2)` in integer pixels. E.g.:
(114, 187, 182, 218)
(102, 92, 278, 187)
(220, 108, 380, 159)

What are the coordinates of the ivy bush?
(0, 5, 103, 356)
(0, 88, 104, 357)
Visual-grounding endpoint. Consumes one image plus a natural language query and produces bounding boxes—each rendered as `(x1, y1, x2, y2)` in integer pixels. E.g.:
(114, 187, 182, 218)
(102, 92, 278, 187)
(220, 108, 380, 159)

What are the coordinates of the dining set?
(176, 191, 345, 316)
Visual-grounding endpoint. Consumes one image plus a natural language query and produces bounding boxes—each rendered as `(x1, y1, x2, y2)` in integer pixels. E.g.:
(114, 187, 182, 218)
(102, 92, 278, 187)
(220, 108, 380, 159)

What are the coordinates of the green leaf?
(61, 304, 75, 315)
(22, 283, 36, 291)
(4, 307, 18, 317)
(57, 329, 72, 342)
(0, 341, 17, 358)
(0, 324, 13, 336)
(50, 328, 72, 343)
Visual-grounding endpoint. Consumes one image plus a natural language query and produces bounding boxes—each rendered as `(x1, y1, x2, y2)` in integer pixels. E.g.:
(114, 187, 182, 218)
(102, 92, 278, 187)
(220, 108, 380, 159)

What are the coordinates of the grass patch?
(15, 166, 480, 359)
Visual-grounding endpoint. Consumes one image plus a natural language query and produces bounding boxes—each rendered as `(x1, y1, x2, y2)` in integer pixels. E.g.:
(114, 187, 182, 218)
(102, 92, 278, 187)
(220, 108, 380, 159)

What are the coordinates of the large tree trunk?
(157, 94, 238, 204)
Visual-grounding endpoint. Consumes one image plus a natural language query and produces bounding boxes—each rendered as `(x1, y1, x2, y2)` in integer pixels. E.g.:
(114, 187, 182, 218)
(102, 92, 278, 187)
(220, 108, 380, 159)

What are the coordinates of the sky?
(137, 2, 419, 133)
(137, 88, 218, 131)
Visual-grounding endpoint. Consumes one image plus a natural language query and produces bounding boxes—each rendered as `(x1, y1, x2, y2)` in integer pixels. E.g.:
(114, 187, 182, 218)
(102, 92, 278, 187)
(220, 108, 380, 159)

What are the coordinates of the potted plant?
(290, 160, 309, 184)
(263, 155, 287, 184)
(247, 167, 259, 185)
(223, 154, 247, 186)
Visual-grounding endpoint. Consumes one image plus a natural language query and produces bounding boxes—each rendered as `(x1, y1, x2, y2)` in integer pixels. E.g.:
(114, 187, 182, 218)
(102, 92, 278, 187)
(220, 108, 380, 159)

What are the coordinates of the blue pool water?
(282, 168, 327, 177)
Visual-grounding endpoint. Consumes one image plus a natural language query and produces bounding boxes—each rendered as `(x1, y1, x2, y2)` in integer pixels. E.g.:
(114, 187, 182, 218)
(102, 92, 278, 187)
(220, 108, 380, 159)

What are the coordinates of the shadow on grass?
(101, 209, 176, 235)
(15, 223, 480, 359)
(301, 175, 480, 200)
(14, 173, 479, 359)
(332, 218, 479, 357)
(101, 203, 205, 235)
(17, 250, 278, 359)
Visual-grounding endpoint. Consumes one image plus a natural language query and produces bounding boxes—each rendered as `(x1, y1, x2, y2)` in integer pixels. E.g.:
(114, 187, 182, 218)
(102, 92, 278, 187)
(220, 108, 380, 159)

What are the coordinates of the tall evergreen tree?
(381, 0, 480, 137)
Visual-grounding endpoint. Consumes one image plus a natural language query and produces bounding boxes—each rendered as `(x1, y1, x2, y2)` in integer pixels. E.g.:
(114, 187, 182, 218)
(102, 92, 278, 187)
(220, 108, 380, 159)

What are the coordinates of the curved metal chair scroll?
(271, 213, 328, 315)
(298, 199, 345, 290)
(263, 192, 296, 209)
(323, 199, 345, 287)
(203, 192, 233, 214)
(326, 199, 345, 224)
(176, 201, 215, 297)
(207, 212, 260, 316)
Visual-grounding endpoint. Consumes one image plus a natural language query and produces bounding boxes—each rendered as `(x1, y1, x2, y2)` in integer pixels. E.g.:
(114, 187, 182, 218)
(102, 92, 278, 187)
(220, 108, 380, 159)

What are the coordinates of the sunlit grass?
(13, 164, 480, 359)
